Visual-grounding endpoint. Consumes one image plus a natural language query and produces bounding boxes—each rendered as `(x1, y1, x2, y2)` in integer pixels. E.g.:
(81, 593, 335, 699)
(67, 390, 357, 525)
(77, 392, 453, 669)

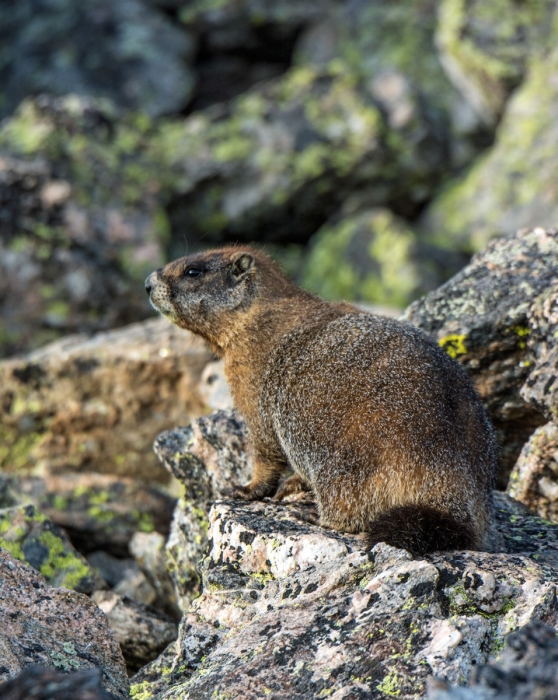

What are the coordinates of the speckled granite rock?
(92, 590, 178, 674)
(428, 620, 558, 700)
(508, 423, 558, 524)
(0, 548, 128, 698)
(402, 227, 558, 484)
(130, 491, 558, 699)
(0, 666, 113, 700)
(154, 410, 251, 611)
(0, 503, 104, 593)
(0, 317, 212, 480)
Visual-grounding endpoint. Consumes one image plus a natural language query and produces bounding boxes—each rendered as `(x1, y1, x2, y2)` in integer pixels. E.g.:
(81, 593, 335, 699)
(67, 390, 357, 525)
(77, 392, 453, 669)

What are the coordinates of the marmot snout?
(147, 247, 497, 555)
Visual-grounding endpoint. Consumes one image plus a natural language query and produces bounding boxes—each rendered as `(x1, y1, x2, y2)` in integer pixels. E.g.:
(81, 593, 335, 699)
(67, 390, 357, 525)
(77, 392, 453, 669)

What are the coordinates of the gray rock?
(91, 590, 178, 674)
(402, 227, 558, 484)
(0, 548, 128, 698)
(428, 620, 558, 700)
(129, 531, 180, 619)
(0, 666, 112, 700)
(130, 492, 558, 699)
(154, 410, 251, 610)
(0, 0, 195, 118)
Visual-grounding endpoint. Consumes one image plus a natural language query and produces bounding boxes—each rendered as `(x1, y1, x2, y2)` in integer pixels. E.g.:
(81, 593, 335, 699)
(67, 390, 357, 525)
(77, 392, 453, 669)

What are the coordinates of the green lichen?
(38, 529, 91, 589)
(439, 334, 467, 358)
(50, 649, 80, 672)
(303, 208, 424, 307)
(0, 424, 43, 472)
(377, 671, 401, 697)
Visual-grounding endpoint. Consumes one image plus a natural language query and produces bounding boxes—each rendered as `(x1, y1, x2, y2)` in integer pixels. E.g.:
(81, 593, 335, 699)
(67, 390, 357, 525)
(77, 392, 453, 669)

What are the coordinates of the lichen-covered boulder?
(303, 207, 466, 308)
(154, 410, 251, 610)
(159, 61, 450, 251)
(0, 503, 104, 593)
(436, 0, 556, 125)
(0, 97, 168, 358)
(0, 317, 212, 480)
(0, 548, 128, 698)
(130, 492, 558, 699)
(428, 620, 558, 700)
(5, 471, 176, 557)
(402, 227, 558, 483)
(422, 35, 558, 252)
(0, 0, 194, 119)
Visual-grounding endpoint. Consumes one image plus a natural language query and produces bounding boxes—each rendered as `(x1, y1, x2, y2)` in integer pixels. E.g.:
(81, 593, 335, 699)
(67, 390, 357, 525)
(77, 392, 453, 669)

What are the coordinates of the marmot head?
(145, 246, 298, 348)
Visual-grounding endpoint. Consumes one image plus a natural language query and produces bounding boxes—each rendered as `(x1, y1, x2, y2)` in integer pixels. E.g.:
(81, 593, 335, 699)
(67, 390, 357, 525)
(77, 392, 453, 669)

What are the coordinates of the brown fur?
(146, 246, 497, 554)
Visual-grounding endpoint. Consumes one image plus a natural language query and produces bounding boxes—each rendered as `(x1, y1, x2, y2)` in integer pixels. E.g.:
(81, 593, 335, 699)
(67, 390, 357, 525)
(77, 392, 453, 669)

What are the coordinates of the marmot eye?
(186, 268, 202, 278)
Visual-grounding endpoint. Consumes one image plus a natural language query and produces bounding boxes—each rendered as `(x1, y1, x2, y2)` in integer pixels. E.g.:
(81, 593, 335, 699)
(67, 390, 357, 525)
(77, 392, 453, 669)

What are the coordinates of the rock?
(0, 0, 195, 119)
(0, 503, 104, 593)
(0, 317, 213, 480)
(197, 360, 233, 411)
(428, 620, 558, 699)
(436, 0, 556, 125)
(0, 666, 113, 700)
(508, 422, 558, 523)
(130, 491, 558, 699)
(113, 568, 158, 609)
(154, 410, 251, 610)
(86, 550, 138, 589)
(160, 60, 450, 255)
(91, 590, 178, 674)
(521, 281, 558, 421)
(422, 35, 558, 252)
(0, 96, 168, 358)
(402, 227, 558, 484)
(129, 531, 180, 618)
(302, 207, 467, 308)
(6, 471, 176, 557)
(0, 548, 128, 698)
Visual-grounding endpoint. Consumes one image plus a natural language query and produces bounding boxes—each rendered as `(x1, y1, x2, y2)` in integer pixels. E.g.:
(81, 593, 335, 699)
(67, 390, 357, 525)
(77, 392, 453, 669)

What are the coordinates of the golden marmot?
(146, 247, 497, 554)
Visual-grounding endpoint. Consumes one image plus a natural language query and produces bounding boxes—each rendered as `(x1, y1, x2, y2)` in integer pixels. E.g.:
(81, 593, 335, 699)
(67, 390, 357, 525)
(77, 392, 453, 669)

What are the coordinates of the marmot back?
(146, 247, 497, 555)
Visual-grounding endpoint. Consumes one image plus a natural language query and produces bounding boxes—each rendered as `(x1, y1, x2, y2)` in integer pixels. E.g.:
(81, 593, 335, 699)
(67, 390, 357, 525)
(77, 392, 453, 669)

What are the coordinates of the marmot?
(146, 247, 497, 554)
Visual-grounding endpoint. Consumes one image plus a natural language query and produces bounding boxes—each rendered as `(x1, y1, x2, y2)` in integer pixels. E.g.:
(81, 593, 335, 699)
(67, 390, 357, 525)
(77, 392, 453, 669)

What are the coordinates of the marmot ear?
(231, 253, 255, 280)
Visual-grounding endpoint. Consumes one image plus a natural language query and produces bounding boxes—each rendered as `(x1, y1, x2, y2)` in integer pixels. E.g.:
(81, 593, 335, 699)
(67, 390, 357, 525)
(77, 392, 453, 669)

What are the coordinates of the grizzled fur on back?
(146, 246, 498, 554)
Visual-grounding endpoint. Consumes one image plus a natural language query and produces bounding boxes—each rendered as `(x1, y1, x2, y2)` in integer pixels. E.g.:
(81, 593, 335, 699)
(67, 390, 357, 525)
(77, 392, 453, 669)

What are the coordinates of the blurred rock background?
(1, 0, 557, 359)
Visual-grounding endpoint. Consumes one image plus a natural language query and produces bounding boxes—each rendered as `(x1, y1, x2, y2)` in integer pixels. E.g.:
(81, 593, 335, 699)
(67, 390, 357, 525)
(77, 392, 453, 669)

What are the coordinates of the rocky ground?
(1, 228, 558, 698)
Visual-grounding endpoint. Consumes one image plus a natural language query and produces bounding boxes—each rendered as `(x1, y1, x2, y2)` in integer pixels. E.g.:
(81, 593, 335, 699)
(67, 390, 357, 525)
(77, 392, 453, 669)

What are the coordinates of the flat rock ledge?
(131, 487, 558, 700)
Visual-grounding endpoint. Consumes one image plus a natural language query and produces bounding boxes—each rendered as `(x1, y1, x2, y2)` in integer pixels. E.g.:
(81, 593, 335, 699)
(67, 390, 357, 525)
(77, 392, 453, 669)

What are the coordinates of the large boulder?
(131, 491, 558, 699)
(402, 227, 558, 484)
(0, 0, 195, 119)
(436, 0, 557, 125)
(0, 97, 167, 358)
(422, 34, 558, 252)
(0, 548, 129, 698)
(303, 206, 466, 308)
(0, 317, 212, 480)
